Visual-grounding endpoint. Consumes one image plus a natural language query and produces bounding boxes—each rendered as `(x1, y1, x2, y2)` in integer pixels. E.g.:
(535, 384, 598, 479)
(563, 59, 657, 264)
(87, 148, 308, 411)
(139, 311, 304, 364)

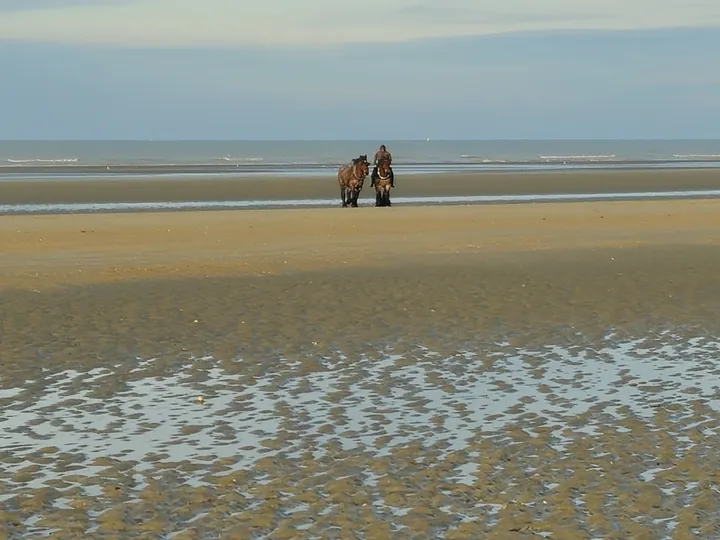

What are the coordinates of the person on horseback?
(372, 144, 394, 188)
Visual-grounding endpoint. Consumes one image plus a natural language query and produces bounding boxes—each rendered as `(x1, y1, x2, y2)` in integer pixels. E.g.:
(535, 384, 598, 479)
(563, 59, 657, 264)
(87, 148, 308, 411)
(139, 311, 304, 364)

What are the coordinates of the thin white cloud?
(0, 0, 719, 46)
(0, 0, 138, 11)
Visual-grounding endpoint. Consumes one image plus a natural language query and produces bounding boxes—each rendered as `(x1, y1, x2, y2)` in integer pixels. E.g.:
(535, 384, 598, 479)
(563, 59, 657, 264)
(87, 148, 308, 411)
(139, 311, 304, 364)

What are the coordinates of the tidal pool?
(1, 331, 719, 538)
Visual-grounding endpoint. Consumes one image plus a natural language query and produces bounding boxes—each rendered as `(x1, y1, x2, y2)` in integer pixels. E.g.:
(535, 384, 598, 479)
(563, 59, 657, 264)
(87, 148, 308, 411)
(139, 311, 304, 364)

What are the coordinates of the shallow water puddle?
(2, 188, 720, 215)
(1, 332, 719, 538)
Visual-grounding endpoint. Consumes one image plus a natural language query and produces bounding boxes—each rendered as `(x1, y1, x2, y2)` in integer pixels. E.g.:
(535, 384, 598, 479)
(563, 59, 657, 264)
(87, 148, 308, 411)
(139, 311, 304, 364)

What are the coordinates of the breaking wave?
(6, 158, 79, 164)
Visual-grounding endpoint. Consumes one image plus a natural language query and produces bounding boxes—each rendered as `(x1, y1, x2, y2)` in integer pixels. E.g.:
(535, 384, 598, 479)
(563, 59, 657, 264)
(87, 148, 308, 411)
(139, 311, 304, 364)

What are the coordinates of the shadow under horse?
(337, 155, 369, 207)
(372, 157, 394, 207)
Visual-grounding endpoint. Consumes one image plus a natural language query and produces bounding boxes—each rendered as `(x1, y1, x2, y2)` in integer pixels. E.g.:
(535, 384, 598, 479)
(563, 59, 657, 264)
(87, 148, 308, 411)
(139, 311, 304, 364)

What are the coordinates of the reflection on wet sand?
(2, 332, 720, 538)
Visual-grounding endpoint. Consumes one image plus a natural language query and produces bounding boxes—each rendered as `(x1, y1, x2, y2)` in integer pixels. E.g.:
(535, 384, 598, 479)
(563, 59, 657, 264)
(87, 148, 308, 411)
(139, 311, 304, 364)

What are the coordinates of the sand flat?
(1, 199, 719, 290)
(2, 168, 720, 205)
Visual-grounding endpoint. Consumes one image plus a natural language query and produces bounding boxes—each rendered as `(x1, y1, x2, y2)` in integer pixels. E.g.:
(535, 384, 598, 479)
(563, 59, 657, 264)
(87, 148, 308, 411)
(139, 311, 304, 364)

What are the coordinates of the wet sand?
(2, 168, 720, 205)
(2, 199, 719, 290)
(2, 200, 720, 538)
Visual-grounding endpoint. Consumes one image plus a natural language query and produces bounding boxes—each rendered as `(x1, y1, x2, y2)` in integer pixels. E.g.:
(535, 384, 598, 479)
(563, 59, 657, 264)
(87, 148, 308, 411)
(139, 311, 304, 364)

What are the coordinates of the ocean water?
(1, 139, 720, 177)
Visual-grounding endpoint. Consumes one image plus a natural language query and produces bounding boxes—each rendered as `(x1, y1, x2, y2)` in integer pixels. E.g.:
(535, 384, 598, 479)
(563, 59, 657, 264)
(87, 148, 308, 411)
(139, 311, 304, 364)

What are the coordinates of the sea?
(2, 139, 720, 178)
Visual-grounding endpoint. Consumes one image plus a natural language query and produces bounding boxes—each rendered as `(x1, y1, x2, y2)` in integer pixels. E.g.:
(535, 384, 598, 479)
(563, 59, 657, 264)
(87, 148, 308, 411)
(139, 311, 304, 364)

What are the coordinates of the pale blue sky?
(1, 1, 720, 139)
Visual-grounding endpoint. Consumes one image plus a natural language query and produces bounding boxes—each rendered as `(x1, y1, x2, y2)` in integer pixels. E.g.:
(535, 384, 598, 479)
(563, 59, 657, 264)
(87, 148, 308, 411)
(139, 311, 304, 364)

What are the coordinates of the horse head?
(377, 157, 392, 180)
(351, 156, 369, 182)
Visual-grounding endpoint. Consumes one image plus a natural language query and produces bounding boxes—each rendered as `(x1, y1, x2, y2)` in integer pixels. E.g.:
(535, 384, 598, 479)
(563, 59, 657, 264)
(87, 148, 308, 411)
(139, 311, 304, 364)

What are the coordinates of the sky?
(1, 0, 720, 139)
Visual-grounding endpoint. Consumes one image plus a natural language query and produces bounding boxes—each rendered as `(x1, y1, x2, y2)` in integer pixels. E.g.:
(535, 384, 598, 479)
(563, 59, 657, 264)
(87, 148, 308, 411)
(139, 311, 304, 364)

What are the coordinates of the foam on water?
(3, 139, 720, 180)
(5, 158, 79, 164)
(538, 154, 617, 161)
(2, 189, 720, 215)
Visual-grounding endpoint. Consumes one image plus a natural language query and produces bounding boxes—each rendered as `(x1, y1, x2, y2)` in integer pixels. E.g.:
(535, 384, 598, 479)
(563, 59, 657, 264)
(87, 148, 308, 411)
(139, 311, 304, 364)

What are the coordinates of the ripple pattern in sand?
(1, 333, 720, 538)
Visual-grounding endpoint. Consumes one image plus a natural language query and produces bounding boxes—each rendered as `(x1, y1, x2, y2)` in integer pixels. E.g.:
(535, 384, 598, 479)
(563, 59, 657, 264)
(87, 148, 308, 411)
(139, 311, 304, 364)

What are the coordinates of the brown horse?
(337, 154, 369, 207)
(373, 157, 393, 207)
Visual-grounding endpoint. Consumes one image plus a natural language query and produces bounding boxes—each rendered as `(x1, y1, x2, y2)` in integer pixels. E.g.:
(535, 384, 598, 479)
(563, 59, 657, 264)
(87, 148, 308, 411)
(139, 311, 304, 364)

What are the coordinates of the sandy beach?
(2, 198, 720, 538)
(2, 168, 720, 206)
(1, 198, 719, 289)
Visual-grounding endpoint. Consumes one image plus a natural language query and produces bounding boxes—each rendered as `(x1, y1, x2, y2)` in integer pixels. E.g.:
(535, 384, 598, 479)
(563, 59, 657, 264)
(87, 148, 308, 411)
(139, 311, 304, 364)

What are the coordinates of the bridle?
(377, 160, 391, 181)
(351, 162, 367, 181)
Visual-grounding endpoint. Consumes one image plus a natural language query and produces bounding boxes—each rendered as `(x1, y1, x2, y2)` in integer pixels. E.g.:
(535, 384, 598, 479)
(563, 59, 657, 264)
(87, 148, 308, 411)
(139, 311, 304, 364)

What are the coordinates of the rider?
(372, 144, 394, 187)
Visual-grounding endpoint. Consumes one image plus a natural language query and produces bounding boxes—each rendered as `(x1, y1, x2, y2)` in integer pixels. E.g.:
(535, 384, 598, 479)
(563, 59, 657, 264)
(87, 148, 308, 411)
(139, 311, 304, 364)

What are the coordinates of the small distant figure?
(372, 144, 394, 188)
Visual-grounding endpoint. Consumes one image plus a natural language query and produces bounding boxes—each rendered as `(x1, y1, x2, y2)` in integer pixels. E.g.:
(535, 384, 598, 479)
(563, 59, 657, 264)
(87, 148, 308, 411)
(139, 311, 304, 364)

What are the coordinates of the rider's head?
(379, 145, 386, 151)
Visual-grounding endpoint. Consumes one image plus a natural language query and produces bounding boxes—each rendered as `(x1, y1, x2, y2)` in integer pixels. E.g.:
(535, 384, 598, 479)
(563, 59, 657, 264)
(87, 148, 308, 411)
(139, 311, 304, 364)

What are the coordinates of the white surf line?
(2, 189, 720, 214)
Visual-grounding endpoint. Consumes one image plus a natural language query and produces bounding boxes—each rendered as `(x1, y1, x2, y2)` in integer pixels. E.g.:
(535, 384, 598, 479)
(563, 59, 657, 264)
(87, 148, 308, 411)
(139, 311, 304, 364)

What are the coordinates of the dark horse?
(337, 155, 369, 207)
(372, 157, 393, 207)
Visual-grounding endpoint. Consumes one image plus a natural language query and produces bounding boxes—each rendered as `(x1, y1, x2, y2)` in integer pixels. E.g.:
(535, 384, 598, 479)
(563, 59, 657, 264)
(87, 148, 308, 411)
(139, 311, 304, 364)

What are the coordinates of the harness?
(352, 164, 365, 181)
(342, 161, 366, 192)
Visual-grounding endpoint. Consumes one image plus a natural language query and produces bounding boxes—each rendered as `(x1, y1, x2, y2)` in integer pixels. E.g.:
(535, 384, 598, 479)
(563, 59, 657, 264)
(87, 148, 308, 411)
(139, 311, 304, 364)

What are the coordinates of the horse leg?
(341, 186, 347, 207)
(386, 188, 392, 207)
(375, 190, 381, 207)
(351, 190, 359, 207)
(377, 187, 387, 207)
